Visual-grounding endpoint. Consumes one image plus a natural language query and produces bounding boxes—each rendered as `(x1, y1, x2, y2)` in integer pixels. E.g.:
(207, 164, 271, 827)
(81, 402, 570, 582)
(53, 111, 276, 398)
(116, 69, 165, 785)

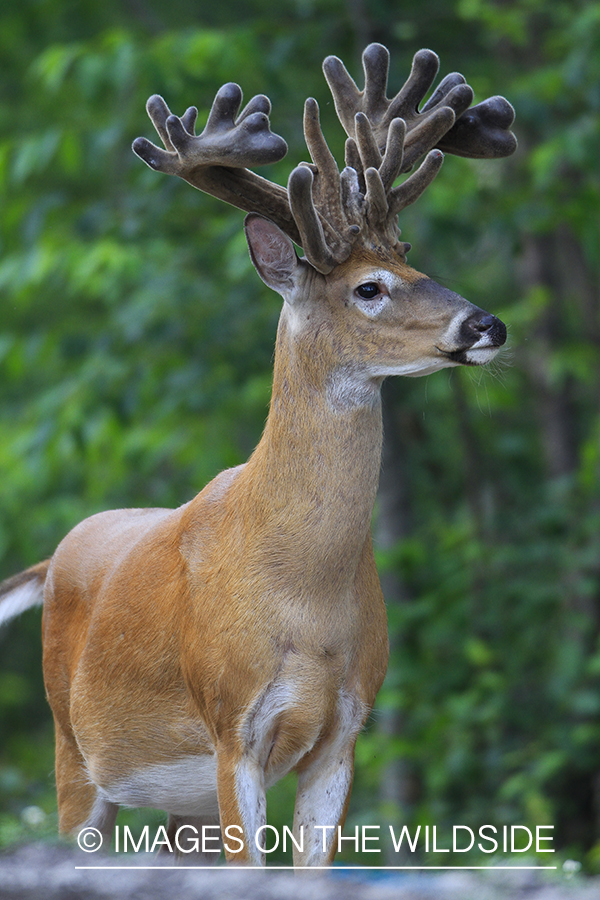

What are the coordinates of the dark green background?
(0, 0, 599, 870)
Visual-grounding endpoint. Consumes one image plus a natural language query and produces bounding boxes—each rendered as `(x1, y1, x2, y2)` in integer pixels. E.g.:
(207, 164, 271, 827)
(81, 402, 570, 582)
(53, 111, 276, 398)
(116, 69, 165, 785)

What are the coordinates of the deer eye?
(355, 282, 380, 300)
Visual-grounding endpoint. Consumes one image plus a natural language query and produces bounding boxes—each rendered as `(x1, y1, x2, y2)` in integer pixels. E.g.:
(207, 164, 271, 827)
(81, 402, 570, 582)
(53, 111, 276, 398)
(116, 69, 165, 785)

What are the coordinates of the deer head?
(133, 44, 515, 387)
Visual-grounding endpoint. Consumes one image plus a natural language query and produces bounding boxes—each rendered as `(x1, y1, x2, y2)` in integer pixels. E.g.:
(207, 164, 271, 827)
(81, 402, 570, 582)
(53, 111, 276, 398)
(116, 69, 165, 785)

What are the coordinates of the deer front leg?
(292, 744, 355, 867)
(217, 750, 267, 866)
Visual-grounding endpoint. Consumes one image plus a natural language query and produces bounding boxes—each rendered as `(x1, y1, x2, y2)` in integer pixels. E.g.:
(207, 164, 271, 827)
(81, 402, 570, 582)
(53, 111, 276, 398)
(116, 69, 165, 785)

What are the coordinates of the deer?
(0, 43, 516, 866)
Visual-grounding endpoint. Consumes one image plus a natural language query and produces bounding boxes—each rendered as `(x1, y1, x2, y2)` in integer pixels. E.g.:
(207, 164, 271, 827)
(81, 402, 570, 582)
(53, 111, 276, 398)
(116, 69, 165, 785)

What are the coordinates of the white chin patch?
(464, 346, 500, 365)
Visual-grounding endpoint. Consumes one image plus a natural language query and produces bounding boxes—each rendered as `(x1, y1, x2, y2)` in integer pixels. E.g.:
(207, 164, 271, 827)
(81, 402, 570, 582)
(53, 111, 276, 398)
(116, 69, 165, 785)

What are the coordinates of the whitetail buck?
(0, 44, 515, 866)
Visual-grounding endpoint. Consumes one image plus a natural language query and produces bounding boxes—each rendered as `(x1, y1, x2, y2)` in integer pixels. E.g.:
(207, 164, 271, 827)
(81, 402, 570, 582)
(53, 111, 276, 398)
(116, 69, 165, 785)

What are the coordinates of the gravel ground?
(1, 844, 599, 900)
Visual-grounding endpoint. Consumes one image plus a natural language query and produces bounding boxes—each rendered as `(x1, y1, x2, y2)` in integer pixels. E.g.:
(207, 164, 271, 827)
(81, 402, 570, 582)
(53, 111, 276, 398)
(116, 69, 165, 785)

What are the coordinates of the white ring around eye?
(354, 294, 388, 318)
(352, 270, 401, 317)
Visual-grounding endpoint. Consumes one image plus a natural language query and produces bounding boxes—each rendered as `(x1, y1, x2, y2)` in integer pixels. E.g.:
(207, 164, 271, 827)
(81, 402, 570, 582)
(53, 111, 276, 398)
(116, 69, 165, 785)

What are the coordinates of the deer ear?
(244, 214, 302, 295)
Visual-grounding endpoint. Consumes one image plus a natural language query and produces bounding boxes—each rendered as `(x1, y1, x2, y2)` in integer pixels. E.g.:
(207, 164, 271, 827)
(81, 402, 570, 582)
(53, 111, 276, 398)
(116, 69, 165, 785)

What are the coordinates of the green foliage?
(1, 0, 599, 872)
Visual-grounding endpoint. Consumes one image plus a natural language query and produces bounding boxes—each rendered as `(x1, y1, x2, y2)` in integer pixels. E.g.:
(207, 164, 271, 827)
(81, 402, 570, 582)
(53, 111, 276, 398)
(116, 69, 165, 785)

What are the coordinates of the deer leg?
(216, 750, 266, 865)
(54, 722, 118, 843)
(292, 745, 355, 867)
(163, 813, 223, 863)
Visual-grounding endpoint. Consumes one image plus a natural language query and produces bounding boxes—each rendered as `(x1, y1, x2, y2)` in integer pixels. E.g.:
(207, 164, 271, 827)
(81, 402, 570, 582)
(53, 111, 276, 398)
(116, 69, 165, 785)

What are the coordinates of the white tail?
(0, 562, 48, 628)
(0, 44, 515, 866)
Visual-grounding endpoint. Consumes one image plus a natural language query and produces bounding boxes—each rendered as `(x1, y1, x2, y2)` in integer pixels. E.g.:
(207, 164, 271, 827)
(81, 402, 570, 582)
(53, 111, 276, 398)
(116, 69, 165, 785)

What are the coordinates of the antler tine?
(437, 94, 517, 158)
(378, 117, 407, 191)
(401, 103, 458, 172)
(133, 84, 301, 244)
(302, 98, 343, 201)
(385, 48, 443, 131)
(354, 112, 383, 172)
(288, 165, 337, 274)
(389, 149, 445, 215)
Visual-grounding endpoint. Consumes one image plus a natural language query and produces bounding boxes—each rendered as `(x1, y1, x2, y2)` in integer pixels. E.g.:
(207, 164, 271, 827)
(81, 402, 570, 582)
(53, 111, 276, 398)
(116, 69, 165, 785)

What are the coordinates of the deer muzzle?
(446, 308, 507, 365)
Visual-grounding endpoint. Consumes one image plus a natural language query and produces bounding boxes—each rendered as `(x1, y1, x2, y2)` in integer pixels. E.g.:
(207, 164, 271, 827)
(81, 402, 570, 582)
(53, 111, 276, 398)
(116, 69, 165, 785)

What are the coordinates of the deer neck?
(240, 305, 383, 575)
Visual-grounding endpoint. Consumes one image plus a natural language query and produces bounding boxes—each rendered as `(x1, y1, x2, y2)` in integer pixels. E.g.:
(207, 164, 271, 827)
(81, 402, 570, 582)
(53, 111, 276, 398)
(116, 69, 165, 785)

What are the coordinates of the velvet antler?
(133, 44, 516, 273)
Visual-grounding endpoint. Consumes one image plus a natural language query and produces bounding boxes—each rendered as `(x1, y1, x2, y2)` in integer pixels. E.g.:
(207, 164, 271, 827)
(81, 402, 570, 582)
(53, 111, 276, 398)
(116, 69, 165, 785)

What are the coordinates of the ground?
(0, 844, 599, 900)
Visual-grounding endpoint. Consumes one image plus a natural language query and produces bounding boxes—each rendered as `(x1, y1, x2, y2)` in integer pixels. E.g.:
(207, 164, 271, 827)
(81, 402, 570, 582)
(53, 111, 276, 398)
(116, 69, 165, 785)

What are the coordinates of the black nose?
(461, 311, 507, 347)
